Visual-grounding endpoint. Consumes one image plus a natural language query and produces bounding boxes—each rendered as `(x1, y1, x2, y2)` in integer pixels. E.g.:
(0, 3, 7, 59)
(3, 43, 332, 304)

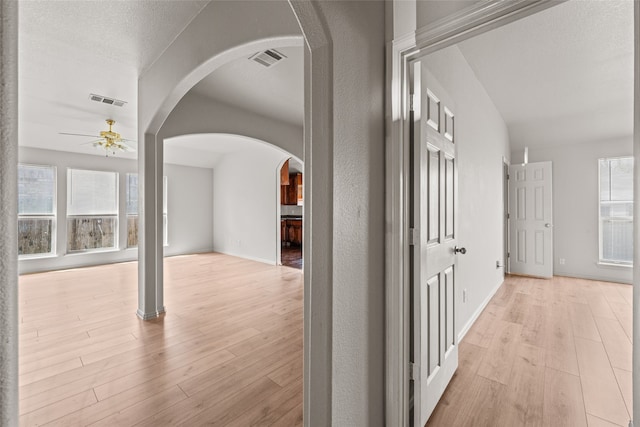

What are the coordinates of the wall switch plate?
(559, 258, 565, 265)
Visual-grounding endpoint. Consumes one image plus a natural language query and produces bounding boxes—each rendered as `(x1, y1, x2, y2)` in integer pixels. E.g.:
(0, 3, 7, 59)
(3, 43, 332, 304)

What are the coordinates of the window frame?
(125, 173, 168, 248)
(18, 163, 57, 259)
(66, 168, 119, 254)
(598, 156, 634, 267)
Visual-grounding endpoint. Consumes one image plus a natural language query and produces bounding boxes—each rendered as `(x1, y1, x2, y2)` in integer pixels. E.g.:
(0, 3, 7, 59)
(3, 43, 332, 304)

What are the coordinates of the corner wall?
(514, 138, 633, 284)
(18, 147, 213, 274)
(212, 144, 288, 265)
(425, 45, 511, 338)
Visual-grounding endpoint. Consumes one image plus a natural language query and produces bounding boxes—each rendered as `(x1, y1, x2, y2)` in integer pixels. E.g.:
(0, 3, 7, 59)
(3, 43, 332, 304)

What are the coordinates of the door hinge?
(507, 213, 510, 219)
(409, 228, 419, 245)
(507, 173, 510, 180)
(507, 252, 511, 258)
(409, 362, 417, 380)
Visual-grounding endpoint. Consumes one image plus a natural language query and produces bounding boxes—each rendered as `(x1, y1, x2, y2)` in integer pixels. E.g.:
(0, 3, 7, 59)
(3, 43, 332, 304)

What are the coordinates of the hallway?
(427, 275, 632, 426)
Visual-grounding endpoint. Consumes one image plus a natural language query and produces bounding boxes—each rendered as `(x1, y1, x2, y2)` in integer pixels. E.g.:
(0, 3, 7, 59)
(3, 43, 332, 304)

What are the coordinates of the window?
(126, 174, 168, 247)
(67, 169, 118, 252)
(18, 164, 56, 257)
(599, 157, 633, 265)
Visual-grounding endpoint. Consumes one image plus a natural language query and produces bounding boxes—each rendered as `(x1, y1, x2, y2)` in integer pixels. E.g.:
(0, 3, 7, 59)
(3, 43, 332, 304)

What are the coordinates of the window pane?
(18, 218, 52, 255)
(67, 216, 117, 251)
(601, 219, 633, 264)
(18, 164, 55, 214)
(127, 175, 167, 247)
(126, 174, 138, 215)
(599, 156, 633, 265)
(610, 158, 633, 201)
(67, 169, 118, 215)
(126, 174, 167, 214)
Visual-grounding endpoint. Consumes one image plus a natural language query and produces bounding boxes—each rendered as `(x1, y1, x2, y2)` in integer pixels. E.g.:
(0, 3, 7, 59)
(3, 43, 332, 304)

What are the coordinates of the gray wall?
(514, 138, 633, 284)
(18, 147, 213, 274)
(313, 1, 386, 424)
(426, 45, 512, 337)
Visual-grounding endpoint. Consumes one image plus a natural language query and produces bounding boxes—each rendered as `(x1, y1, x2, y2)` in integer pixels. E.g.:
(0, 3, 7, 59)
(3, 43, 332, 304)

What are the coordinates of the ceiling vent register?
(249, 49, 287, 68)
(89, 93, 127, 107)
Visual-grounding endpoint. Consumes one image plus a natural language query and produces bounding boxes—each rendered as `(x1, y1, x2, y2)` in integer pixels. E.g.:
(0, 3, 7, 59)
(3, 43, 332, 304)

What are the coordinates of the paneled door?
(411, 61, 462, 426)
(508, 162, 553, 278)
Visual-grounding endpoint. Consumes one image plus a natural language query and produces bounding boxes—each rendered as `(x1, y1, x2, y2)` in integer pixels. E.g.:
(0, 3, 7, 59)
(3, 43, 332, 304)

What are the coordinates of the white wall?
(425, 45, 511, 337)
(163, 163, 214, 257)
(18, 147, 213, 274)
(514, 138, 633, 284)
(212, 144, 289, 264)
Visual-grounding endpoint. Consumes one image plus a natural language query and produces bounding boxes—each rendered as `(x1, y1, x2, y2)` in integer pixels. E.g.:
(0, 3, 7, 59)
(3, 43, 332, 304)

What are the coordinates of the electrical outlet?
(462, 289, 467, 303)
(559, 258, 565, 265)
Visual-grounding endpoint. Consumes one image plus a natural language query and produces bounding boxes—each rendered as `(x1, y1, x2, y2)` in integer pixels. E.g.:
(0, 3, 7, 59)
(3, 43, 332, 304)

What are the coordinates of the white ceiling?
(17, 0, 635, 163)
(164, 133, 293, 168)
(457, 0, 634, 150)
(190, 45, 304, 128)
(18, 0, 208, 159)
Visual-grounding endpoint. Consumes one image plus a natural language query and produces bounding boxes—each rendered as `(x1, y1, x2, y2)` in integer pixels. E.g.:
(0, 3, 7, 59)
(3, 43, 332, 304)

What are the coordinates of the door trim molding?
(386, 1, 568, 425)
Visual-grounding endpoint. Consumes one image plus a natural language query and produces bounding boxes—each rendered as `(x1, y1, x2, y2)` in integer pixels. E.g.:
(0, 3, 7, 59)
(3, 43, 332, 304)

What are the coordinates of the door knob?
(454, 246, 466, 255)
(545, 223, 553, 228)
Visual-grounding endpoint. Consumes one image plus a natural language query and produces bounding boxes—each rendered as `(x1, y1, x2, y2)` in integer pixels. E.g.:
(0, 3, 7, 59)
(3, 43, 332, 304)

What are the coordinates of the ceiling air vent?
(89, 93, 127, 107)
(249, 49, 287, 68)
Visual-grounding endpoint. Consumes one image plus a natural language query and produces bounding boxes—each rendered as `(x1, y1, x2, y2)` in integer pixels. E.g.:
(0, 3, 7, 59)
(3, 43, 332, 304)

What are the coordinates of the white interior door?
(508, 161, 553, 278)
(411, 61, 461, 426)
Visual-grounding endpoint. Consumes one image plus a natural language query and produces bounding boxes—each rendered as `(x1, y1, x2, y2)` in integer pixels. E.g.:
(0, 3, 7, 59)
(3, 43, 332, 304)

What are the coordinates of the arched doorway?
(136, 1, 332, 422)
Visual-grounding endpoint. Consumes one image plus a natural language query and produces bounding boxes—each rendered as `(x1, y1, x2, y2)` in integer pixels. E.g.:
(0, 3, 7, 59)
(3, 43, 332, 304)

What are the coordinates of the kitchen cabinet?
(281, 218, 302, 246)
(280, 159, 290, 186)
(281, 172, 302, 205)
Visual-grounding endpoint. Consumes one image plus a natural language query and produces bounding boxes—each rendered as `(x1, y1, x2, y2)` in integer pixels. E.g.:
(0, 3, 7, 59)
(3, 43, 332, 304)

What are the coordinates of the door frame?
(503, 157, 510, 273)
(385, 0, 640, 424)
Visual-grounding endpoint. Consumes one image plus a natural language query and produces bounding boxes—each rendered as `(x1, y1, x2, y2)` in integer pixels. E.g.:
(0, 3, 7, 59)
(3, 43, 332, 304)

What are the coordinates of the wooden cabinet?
(281, 172, 302, 205)
(281, 219, 302, 246)
(280, 159, 290, 186)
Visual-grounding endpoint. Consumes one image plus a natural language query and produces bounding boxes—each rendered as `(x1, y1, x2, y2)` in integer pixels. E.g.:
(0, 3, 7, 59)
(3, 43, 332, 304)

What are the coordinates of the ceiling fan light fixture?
(60, 119, 136, 157)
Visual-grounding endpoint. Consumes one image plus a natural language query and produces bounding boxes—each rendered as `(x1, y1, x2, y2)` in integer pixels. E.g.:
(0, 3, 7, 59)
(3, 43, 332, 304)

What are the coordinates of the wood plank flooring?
(20, 261, 633, 426)
(427, 275, 633, 427)
(18, 253, 303, 426)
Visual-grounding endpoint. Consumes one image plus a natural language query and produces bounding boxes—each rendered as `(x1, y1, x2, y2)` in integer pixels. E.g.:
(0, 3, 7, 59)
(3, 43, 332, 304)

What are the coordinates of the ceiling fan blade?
(59, 132, 102, 138)
(120, 142, 137, 152)
(80, 139, 103, 146)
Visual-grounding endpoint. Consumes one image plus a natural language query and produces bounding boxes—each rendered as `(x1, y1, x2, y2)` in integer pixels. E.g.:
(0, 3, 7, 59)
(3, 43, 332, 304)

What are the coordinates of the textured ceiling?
(457, 0, 634, 150)
(18, 0, 208, 159)
(190, 45, 304, 128)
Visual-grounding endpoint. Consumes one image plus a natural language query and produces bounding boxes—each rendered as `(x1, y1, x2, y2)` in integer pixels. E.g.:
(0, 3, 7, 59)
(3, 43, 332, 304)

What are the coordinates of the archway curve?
(164, 132, 303, 165)
(166, 132, 302, 266)
(137, 1, 333, 424)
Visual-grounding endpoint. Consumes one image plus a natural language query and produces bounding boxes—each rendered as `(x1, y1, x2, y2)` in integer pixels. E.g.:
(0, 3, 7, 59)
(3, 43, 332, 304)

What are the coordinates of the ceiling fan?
(60, 119, 136, 157)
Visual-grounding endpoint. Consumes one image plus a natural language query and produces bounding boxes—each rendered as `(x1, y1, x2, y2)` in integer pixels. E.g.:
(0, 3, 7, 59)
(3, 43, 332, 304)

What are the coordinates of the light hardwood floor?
(20, 258, 633, 426)
(427, 275, 633, 427)
(19, 253, 303, 426)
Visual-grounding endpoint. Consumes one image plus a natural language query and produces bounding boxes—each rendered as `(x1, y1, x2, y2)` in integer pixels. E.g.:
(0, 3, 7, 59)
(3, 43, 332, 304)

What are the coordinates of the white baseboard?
(457, 279, 504, 342)
(215, 249, 276, 266)
(554, 272, 632, 285)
